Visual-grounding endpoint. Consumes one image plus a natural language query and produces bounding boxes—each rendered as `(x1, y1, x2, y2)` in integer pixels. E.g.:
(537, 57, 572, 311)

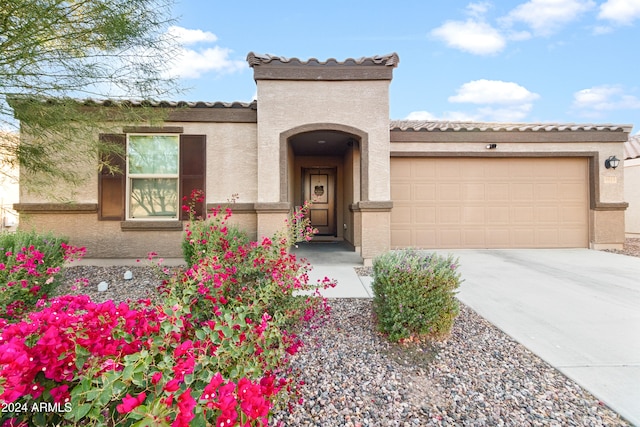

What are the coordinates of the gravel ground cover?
(52, 240, 639, 426)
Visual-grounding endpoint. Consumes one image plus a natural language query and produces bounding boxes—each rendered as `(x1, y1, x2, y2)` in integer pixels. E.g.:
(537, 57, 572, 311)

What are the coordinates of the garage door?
(391, 157, 589, 248)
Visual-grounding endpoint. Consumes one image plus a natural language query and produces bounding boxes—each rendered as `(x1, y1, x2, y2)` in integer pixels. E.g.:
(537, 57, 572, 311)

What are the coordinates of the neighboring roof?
(625, 135, 640, 159)
(246, 52, 399, 68)
(390, 120, 633, 133)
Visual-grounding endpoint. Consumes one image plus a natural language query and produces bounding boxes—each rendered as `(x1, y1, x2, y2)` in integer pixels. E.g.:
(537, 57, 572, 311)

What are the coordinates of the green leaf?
(132, 372, 145, 387)
(112, 380, 128, 396)
(74, 403, 92, 422)
(122, 363, 134, 381)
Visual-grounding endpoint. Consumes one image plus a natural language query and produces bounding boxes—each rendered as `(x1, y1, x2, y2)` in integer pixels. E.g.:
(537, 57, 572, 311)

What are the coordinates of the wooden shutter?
(98, 134, 126, 220)
(180, 135, 206, 219)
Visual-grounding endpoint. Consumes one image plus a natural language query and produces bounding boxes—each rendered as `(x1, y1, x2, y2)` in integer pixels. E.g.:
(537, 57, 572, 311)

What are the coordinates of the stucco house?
(13, 53, 632, 263)
(624, 135, 640, 237)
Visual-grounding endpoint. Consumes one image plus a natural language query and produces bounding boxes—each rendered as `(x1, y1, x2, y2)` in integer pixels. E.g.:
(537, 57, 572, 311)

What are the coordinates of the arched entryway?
(280, 124, 366, 250)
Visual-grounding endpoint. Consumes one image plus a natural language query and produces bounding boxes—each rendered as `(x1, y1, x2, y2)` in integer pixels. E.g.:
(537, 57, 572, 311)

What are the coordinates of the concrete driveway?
(439, 249, 640, 426)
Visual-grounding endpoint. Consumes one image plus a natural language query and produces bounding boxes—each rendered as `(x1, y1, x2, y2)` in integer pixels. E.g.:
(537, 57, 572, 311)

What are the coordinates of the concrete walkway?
(291, 241, 373, 298)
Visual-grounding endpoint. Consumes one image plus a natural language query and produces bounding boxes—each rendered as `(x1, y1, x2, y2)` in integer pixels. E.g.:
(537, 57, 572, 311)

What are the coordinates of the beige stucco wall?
(625, 157, 640, 237)
(18, 121, 259, 206)
(16, 121, 260, 258)
(256, 80, 391, 203)
(19, 213, 184, 257)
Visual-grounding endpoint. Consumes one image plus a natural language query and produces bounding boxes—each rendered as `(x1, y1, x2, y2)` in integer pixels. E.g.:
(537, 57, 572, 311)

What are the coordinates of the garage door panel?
(390, 158, 412, 177)
(391, 229, 412, 247)
(486, 229, 510, 246)
(391, 157, 588, 249)
(463, 206, 485, 223)
(487, 183, 509, 201)
(462, 229, 485, 246)
(512, 206, 535, 223)
(391, 183, 411, 201)
(536, 183, 558, 200)
(415, 207, 436, 224)
(390, 206, 411, 224)
(438, 206, 461, 223)
(560, 182, 587, 200)
(415, 230, 436, 246)
(413, 159, 436, 177)
(512, 183, 534, 201)
(463, 183, 485, 200)
(561, 206, 584, 222)
(537, 229, 560, 246)
(414, 184, 436, 200)
(487, 206, 510, 224)
(537, 206, 559, 222)
(440, 229, 462, 246)
(438, 183, 461, 200)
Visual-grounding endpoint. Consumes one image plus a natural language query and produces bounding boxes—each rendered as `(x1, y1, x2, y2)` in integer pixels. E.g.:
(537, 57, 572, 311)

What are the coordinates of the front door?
(303, 168, 337, 236)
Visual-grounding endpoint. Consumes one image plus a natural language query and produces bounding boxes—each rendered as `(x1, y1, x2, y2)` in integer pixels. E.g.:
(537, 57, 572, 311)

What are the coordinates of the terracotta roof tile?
(625, 135, 640, 159)
(246, 52, 399, 67)
(389, 120, 632, 133)
(80, 99, 257, 109)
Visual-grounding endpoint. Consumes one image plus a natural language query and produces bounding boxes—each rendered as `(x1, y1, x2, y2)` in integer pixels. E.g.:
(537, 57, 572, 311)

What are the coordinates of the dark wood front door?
(303, 168, 336, 236)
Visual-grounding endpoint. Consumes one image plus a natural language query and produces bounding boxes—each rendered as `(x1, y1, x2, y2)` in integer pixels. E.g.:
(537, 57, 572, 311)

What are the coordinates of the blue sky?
(166, 0, 640, 134)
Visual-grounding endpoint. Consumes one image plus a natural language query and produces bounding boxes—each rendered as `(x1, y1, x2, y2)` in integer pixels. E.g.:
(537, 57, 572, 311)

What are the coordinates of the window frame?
(125, 133, 180, 220)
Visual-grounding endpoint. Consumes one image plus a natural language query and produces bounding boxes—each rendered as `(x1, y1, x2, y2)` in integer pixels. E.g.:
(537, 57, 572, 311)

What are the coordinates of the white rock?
(97, 281, 109, 292)
(123, 270, 133, 280)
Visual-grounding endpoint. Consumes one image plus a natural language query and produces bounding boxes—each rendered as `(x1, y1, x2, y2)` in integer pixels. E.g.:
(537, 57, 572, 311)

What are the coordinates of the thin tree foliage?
(0, 0, 180, 192)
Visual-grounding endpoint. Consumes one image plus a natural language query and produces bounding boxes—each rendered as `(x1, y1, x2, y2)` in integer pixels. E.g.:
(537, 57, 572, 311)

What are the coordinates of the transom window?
(126, 134, 179, 219)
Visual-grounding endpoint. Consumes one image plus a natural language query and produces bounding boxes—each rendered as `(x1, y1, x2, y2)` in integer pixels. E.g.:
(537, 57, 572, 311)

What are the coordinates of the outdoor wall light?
(486, 144, 497, 149)
(605, 155, 620, 169)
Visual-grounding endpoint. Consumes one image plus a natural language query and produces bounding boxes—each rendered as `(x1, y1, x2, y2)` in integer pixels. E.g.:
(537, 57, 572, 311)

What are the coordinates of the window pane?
(128, 135, 179, 174)
(129, 178, 178, 218)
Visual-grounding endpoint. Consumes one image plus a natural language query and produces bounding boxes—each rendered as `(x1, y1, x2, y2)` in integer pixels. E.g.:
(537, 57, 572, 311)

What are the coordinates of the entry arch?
(280, 123, 367, 247)
(279, 123, 369, 203)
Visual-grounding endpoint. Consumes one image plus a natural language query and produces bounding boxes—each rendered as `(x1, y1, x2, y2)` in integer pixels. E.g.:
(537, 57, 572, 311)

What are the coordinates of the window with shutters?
(98, 133, 205, 223)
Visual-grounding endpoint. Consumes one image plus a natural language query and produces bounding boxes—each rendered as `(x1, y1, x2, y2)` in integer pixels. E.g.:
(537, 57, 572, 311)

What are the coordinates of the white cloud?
(405, 111, 437, 120)
(405, 80, 539, 123)
(168, 46, 246, 79)
(501, 0, 596, 36)
(598, 0, 640, 25)
(466, 1, 492, 18)
(449, 79, 540, 104)
(572, 85, 640, 111)
(163, 26, 246, 79)
(431, 20, 506, 55)
(167, 26, 218, 45)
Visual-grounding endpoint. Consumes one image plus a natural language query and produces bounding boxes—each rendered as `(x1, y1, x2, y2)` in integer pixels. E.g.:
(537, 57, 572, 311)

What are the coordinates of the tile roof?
(79, 99, 257, 109)
(625, 135, 640, 159)
(246, 52, 399, 68)
(389, 120, 632, 133)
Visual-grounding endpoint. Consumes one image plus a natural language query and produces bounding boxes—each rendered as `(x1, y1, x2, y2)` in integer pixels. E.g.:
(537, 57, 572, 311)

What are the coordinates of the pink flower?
(172, 388, 196, 427)
(49, 385, 70, 404)
(116, 392, 146, 414)
(164, 378, 181, 392)
(151, 372, 162, 385)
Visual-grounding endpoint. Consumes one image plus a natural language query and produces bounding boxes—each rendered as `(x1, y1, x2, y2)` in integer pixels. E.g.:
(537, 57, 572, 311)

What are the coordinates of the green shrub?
(372, 249, 462, 342)
(0, 230, 82, 321)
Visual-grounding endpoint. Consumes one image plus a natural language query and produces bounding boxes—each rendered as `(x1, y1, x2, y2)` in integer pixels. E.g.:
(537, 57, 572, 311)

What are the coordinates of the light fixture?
(605, 155, 620, 169)
(317, 140, 326, 144)
(486, 143, 497, 149)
